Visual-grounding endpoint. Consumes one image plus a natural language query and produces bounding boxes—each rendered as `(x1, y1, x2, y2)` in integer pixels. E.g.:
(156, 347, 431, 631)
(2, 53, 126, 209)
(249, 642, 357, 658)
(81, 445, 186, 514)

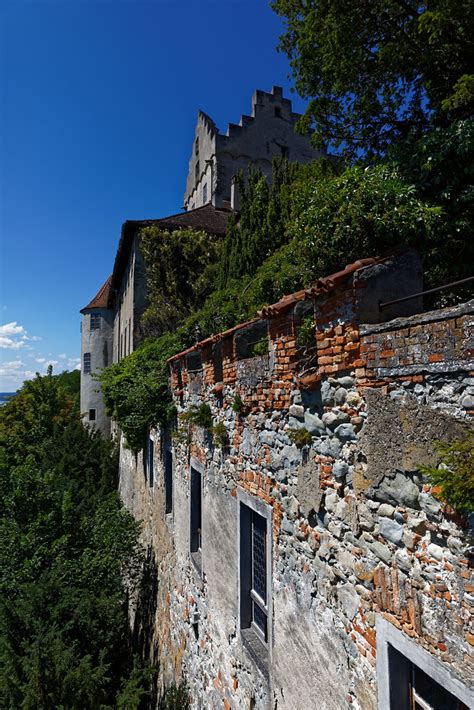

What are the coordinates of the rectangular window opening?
(90, 313, 101, 330)
(202, 182, 207, 204)
(190, 467, 202, 573)
(235, 321, 268, 360)
(88, 408, 96, 421)
(147, 435, 154, 488)
(387, 643, 469, 710)
(165, 448, 173, 514)
(83, 352, 91, 374)
(240, 501, 270, 653)
(212, 341, 223, 382)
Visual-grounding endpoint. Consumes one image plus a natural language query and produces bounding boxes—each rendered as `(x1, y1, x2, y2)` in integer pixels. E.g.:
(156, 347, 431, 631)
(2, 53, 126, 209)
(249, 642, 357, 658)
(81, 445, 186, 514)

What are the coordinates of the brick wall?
(119, 257, 473, 709)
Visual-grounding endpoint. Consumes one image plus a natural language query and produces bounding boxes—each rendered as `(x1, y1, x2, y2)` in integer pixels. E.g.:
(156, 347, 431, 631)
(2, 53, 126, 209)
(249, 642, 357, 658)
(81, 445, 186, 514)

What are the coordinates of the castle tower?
(79, 276, 114, 436)
(183, 86, 324, 211)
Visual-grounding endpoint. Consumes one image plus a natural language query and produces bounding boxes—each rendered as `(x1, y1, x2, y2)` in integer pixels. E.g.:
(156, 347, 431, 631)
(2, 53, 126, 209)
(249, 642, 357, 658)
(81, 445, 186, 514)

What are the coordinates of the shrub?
(232, 393, 244, 414)
(288, 427, 313, 448)
(420, 432, 474, 514)
(211, 421, 228, 448)
(179, 403, 213, 430)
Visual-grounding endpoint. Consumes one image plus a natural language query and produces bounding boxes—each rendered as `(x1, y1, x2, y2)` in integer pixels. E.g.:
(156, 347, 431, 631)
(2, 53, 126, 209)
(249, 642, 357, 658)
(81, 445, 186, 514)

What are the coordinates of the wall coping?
(360, 299, 474, 337)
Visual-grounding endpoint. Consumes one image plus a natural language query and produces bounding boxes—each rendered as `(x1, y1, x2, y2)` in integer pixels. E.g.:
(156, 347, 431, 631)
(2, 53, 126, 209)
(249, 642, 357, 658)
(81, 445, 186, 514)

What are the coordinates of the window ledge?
(190, 551, 202, 577)
(241, 627, 269, 678)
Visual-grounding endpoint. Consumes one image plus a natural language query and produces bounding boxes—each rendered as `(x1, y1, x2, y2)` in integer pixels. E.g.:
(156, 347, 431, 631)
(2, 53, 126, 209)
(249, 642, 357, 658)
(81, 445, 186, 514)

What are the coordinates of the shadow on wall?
(133, 547, 160, 708)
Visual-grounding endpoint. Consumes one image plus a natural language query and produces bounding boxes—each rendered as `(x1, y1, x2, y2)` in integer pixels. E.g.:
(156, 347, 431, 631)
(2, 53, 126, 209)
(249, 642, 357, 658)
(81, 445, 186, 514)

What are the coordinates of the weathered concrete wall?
(184, 86, 323, 211)
(119, 256, 473, 709)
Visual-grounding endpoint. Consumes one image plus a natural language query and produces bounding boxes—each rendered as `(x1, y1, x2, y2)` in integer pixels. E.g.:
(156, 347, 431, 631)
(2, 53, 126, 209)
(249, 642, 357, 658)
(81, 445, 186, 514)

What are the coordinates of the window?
(212, 341, 223, 383)
(83, 352, 91, 374)
(164, 447, 173, 514)
(195, 161, 200, 185)
(195, 136, 199, 155)
(377, 617, 471, 710)
(240, 504, 269, 643)
(274, 107, 281, 118)
(89, 408, 96, 421)
(90, 313, 101, 330)
(280, 145, 289, 158)
(202, 182, 207, 204)
(147, 435, 154, 487)
(190, 466, 202, 572)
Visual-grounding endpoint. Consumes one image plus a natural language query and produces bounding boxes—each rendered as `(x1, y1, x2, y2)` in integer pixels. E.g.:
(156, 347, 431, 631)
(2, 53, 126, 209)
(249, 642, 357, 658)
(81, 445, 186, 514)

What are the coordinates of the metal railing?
(379, 276, 474, 310)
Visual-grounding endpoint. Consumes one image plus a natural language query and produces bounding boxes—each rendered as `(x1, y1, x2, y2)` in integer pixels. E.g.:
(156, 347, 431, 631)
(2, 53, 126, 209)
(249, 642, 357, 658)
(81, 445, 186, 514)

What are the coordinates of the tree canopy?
(0, 371, 151, 708)
(272, 0, 474, 159)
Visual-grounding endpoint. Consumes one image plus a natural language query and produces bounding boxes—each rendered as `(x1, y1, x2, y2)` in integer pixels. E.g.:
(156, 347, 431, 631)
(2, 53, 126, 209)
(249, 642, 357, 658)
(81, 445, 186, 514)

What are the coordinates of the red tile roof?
(80, 275, 112, 313)
(167, 256, 389, 362)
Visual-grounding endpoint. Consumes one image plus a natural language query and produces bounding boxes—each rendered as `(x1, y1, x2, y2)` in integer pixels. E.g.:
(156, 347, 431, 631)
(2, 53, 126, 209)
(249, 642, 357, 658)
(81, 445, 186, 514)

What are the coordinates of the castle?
(80, 86, 322, 434)
(80, 88, 474, 709)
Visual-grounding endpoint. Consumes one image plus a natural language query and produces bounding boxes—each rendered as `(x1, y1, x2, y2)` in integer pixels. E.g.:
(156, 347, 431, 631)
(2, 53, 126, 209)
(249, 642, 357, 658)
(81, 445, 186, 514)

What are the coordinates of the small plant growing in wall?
(232, 392, 244, 414)
(249, 336, 268, 357)
(287, 427, 313, 448)
(211, 421, 228, 448)
(296, 315, 316, 348)
(419, 432, 474, 515)
(179, 403, 213, 430)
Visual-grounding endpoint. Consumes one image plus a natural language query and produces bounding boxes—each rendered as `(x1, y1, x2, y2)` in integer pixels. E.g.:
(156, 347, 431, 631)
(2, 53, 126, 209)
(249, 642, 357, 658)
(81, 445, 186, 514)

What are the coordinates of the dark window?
(387, 645, 469, 710)
(88, 408, 96, 421)
(240, 504, 268, 644)
(83, 352, 91, 374)
(195, 137, 199, 155)
(235, 321, 268, 360)
(165, 448, 173, 514)
(190, 467, 202, 572)
(90, 313, 101, 330)
(212, 341, 223, 382)
(202, 182, 207, 204)
(195, 161, 200, 185)
(280, 145, 289, 158)
(186, 350, 202, 373)
(274, 107, 281, 118)
(147, 436, 154, 487)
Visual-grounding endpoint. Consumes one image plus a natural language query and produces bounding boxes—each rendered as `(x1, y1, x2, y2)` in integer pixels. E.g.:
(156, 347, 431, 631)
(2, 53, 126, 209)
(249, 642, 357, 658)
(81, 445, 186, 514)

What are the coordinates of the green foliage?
(296, 315, 316, 348)
(285, 164, 442, 287)
(419, 432, 474, 514)
(272, 0, 474, 159)
(231, 393, 244, 414)
(250, 337, 269, 357)
(140, 226, 223, 337)
(99, 333, 181, 452)
(219, 158, 301, 286)
(0, 372, 147, 708)
(287, 427, 313, 448)
(159, 681, 190, 709)
(179, 403, 213, 430)
(211, 421, 228, 448)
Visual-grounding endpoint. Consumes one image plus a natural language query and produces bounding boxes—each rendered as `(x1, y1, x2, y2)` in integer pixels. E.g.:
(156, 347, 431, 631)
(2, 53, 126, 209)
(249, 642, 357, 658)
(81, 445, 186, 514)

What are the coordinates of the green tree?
(420, 432, 474, 514)
(140, 226, 223, 337)
(0, 372, 149, 708)
(272, 0, 474, 159)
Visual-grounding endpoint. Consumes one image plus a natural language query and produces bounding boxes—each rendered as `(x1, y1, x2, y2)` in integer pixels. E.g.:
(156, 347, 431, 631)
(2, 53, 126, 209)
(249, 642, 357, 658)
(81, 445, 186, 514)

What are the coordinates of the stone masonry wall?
(119, 264, 473, 709)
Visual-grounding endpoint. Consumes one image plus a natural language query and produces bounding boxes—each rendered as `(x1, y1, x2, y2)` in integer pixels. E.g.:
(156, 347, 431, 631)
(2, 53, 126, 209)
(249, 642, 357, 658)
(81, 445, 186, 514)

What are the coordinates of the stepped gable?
(80, 275, 112, 313)
(110, 204, 232, 303)
(198, 109, 218, 135)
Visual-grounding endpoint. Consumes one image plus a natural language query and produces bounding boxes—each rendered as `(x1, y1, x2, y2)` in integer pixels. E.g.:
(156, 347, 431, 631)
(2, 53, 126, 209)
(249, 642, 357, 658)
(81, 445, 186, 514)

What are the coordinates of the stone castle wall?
(119, 258, 473, 709)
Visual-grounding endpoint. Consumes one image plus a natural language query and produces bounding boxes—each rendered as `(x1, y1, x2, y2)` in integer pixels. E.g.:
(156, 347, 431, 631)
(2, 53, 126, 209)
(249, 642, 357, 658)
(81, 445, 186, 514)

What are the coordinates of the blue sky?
(0, 0, 306, 390)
